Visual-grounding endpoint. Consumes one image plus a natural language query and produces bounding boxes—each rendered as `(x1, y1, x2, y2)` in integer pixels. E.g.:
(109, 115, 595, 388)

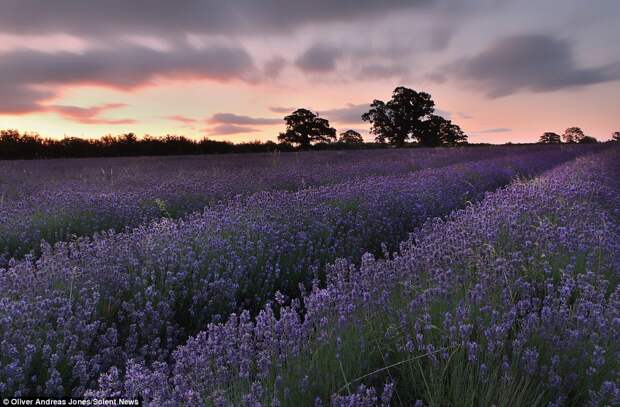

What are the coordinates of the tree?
(339, 129, 363, 144)
(579, 135, 598, 144)
(562, 127, 585, 143)
(278, 109, 336, 148)
(362, 86, 435, 147)
(419, 115, 467, 147)
(539, 132, 561, 144)
(612, 131, 620, 142)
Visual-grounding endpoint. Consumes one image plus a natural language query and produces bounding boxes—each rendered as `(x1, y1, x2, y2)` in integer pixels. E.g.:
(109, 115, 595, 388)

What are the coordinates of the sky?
(0, 0, 619, 144)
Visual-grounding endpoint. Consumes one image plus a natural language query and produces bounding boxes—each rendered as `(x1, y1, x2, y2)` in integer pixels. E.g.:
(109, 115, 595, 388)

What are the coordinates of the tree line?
(278, 87, 466, 148)
(1, 86, 468, 159)
(2, 86, 617, 159)
(537, 127, 614, 144)
(0, 130, 399, 160)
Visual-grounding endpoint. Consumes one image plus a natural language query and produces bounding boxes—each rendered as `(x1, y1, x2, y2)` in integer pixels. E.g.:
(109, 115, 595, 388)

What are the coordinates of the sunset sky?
(1, 1, 619, 144)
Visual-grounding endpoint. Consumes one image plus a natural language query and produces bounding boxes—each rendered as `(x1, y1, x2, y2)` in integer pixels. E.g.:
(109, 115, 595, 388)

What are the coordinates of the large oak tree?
(362, 86, 466, 147)
(278, 109, 336, 148)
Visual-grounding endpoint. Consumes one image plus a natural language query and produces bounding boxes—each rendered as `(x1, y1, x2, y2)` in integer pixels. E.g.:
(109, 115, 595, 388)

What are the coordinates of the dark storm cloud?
(0, 45, 255, 114)
(208, 113, 281, 126)
(448, 34, 620, 97)
(0, 0, 429, 37)
(295, 45, 343, 73)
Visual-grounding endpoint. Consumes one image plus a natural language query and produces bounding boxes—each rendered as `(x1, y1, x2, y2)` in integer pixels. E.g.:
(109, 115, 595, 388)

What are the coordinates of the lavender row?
(0, 148, 583, 397)
(111, 149, 619, 406)
(0, 146, 542, 263)
(6, 147, 580, 275)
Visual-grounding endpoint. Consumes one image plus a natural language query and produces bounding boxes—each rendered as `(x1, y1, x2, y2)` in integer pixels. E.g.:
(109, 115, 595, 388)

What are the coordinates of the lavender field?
(0, 146, 533, 264)
(1, 145, 618, 406)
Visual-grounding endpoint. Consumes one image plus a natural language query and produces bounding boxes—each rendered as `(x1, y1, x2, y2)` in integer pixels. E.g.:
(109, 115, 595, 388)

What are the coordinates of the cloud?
(0, 84, 55, 114)
(474, 128, 511, 133)
(204, 112, 282, 135)
(447, 34, 620, 97)
(425, 71, 447, 83)
(269, 106, 296, 114)
(207, 113, 280, 125)
(428, 25, 452, 51)
(355, 63, 409, 80)
(319, 103, 369, 124)
(434, 109, 473, 120)
(434, 108, 452, 119)
(263, 56, 287, 79)
(0, 1, 426, 37)
(206, 124, 260, 136)
(266, 103, 369, 124)
(295, 45, 342, 73)
(207, 105, 369, 130)
(456, 111, 473, 119)
(0, 45, 255, 114)
(165, 115, 198, 124)
(295, 40, 419, 77)
(47, 103, 136, 124)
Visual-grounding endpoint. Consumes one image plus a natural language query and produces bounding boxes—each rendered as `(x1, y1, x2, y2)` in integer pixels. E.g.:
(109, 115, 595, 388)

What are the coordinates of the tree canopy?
(419, 115, 467, 147)
(562, 127, 586, 143)
(339, 129, 363, 144)
(278, 109, 336, 148)
(579, 135, 598, 144)
(361, 86, 467, 147)
(612, 131, 620, 142)
(539, 132, 561, 144)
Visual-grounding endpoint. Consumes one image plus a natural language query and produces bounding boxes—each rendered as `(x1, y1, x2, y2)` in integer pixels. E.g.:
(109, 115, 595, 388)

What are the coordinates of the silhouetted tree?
(362, 87, 440, 147)
(612, 131, 620, 142)
(278, 109, 336, 148)
(419, 115, 467, 147)
(339, 129, 363, 144)
(539, 132, 561, 144)
(562, 127, 585, 143)
(579, 135, 598, 144)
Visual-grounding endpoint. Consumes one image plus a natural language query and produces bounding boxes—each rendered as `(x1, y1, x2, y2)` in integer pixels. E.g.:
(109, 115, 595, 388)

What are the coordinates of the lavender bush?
(100, 149, 619, 405)
(1, 146, 536, 263)
(0, 147, 584, 397)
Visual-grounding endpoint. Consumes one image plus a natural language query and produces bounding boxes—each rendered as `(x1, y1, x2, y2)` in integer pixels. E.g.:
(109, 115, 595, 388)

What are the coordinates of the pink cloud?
(47, 103, 136, 125)
(205, 124, 261, 136)
(165, 115, 198, 124)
